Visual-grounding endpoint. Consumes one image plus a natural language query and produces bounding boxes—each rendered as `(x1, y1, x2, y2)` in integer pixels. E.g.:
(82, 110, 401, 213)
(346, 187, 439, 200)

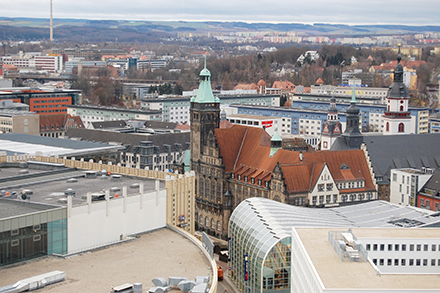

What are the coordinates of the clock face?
(192, 124, 200, 132)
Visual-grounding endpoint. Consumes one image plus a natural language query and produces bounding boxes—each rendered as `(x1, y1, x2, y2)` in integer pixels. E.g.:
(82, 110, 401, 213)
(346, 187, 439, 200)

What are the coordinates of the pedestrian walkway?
(215, 254, 241, 293)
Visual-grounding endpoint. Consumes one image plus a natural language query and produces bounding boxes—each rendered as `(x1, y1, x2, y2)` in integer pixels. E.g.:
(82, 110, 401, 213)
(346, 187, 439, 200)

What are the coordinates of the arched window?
(400, 105, 404, 111)
(217, 221, 221, 231)
(200, 215, 203, 226)
(387, 105, 390, 111)
(386, 122, 389, 132)
(398, 123, 404, 133)
(205, 217, 209, 227)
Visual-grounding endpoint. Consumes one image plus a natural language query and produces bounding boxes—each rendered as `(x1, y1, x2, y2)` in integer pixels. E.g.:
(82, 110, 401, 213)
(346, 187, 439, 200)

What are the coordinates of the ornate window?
(205, 217, 209, 227)
(217, 221, 221, 231)
(211, 218, 215, 229)
(398, 123, 405, 133)
(200, 215, 203, 226)
(386, 122, 389, 132)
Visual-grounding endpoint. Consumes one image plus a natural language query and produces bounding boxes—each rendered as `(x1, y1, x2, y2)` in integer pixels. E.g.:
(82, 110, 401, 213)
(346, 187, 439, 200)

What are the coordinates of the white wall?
(291, 228, 324, 293)
(390, 169, 432, 206)
(67, 181, 167, 253)
(308, 164, 339, 206)
(360, 237, 440, 274)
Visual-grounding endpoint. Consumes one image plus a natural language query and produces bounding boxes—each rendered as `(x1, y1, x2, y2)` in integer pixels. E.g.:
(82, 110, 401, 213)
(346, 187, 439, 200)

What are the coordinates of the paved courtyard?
(0, 228, 213, 292)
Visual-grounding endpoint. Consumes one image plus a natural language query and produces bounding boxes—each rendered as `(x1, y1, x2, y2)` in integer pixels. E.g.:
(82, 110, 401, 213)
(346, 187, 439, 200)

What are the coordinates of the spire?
(393, 44, 404, 83)
(351, 79, 356, 104)
(191, 52, 220, 104)
(220, 109, 227, 121)
(270, 130, 282, 157)
(387, 44, 407, 98)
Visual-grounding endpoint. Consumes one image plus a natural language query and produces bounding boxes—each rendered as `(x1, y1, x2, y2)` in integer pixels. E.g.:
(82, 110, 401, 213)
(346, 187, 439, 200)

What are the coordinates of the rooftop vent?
(388, 218, 424, 227)
(110, 187, 121, 193)
(85, 171, 97, 178)
(57, 198, 68, 204)
(18, 169, 29, 175)
(64, 188, 76, 196)
(66, 178, 78, 183)
(91, 192, 106, 201)
(111, 174, 122, 181)
(130, 183, 140, 189)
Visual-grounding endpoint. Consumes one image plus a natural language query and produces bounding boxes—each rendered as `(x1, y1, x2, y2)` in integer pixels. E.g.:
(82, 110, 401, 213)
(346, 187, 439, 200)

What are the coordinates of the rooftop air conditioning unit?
(111, 174, 122, 181)
(64, 188, 76, 196)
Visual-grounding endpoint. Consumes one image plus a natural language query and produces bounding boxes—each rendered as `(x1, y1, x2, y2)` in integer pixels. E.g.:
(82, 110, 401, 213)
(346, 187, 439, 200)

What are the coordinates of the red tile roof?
(219, 120, 234, 129)
(215, 125, 375, 194)
(234, 83, 258, 90)
(176, 124, 191, 131)
(40, 114, 84, 131)
(257, 79, 267, 86)
(272, 81, 296, 91)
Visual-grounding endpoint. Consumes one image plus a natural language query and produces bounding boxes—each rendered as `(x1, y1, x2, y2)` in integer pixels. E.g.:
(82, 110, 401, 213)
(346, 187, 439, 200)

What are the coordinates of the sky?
(1, 0, 440, 26)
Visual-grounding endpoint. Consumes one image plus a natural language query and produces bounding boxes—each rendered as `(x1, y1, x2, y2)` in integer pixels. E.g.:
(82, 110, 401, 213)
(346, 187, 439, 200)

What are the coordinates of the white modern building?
(390, 168, 433, 206)
(141, 95, 279, 124)
(292, 227, 440, 292)
(67, 105, 162, 128)
(1, 54, 63, 73)
(227, 114, 287, 136)
(311, 85, 388, 103)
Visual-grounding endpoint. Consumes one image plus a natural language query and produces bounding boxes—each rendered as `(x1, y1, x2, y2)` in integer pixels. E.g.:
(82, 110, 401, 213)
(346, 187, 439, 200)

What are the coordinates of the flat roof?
(228, 114, 279, 120)
(296, 227, 440, 290)
(68, 104, 161, 114)
(0, 199, 60, 220)
(0, 228, 212, 293)
(0, 133, 123, 156)
(0, 110, 36, 116)
(0, 167, 164, 213)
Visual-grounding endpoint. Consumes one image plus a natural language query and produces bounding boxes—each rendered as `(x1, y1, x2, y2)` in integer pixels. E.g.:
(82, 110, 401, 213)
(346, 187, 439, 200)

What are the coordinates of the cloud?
(1, 0, 439, 25)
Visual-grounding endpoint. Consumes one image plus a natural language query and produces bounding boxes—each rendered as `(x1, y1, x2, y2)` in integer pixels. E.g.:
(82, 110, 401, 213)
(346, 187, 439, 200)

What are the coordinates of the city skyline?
(1, 0, 440, 26)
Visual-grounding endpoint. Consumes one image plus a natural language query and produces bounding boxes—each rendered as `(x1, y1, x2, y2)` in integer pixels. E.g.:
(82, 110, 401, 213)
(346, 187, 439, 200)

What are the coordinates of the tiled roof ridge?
(233, 127, 249, 170)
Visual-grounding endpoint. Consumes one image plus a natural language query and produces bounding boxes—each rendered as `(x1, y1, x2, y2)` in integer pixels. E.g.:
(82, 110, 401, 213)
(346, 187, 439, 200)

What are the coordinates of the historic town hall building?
(186, 60, 377, 239)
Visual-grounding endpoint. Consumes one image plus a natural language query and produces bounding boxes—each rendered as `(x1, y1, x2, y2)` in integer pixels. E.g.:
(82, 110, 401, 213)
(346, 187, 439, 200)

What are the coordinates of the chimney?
(50, 0, 53, 42)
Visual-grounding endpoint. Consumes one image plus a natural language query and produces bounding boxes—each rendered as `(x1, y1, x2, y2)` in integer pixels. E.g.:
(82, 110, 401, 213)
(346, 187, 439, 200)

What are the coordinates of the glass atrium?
(228, 197, 440, 293)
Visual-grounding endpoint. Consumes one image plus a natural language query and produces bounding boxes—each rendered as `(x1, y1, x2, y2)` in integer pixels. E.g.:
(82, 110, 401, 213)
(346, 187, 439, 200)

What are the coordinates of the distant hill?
(1, 17, 440, 42)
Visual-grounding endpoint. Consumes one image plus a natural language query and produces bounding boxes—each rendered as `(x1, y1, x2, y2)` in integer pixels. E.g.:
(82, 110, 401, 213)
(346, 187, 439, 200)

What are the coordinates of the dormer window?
(258, 179, 261, 186)
(231, 173, 234, 179)
(238, 175, 241, 181)
(265, 181, 269, 188)
(244, 176, 247, 183)
(251, 178, 255, 184)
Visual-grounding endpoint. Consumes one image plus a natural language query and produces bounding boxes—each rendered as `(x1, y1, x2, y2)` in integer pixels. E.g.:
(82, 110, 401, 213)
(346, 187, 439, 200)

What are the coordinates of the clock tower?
(383, 44, 411, 135)
(190, 56, 220, 172)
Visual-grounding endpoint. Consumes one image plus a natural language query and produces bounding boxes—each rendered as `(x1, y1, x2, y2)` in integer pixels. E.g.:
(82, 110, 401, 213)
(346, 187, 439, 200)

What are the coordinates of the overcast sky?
(2, 0, 440, 26)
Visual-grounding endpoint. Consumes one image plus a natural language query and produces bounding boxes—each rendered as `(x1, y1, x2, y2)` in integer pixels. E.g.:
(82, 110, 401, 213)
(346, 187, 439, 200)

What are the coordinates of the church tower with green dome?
(190, 55, 220, 172)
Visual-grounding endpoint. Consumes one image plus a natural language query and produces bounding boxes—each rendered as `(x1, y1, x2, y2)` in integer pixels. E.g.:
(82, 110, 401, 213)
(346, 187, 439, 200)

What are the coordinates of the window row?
(199, 215, 221, 231)
(373, 258, 440, 267)
(366, 243, 439, 252)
